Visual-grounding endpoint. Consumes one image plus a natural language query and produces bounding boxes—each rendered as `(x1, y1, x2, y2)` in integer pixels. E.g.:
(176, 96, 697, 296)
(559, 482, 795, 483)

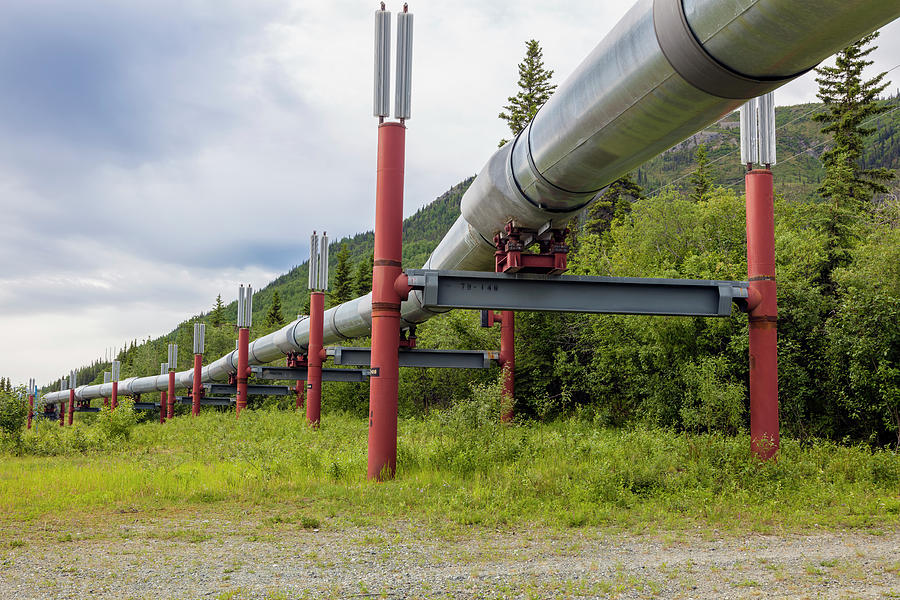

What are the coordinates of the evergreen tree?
(583, 172, 643, 236)
(211, 294, 226, 327)
(689, 144, 713, 202)
(264, 291, 285, 329)
(330, 243, 354, 306)
(302, 293, 311, 317)
(354, 255, 374, 297)
(814, 31, 895, 204)
(498, 40, 556, 146)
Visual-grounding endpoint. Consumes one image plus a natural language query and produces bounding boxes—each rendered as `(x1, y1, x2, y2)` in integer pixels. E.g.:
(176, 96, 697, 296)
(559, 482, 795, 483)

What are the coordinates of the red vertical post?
(167, 370, 176, 420)
(159, 390, 167, 424)
(306, 292, 324, 426)
(192, 354, 202, 417)
(67, 389, 75, 426)
(27, 392, 34, 430)
(498, 310, 515, 422)
(236, 327, 249, 417)
(746, 168, 779, 460)
(295, 380, 305, 410)
(111, 382, 118, 411)
(367, 122, 406, 480)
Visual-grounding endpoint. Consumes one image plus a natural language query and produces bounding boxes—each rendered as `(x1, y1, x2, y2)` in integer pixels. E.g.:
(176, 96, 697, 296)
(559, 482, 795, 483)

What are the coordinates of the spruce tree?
(498, 40, 556, 146)
(302, 293, 311, 317)
(689, 144, 713, 202)
(329, 243, 354, 306)
(354, 255, 374, 297)
(584, 172, 643, 236)
(814, 31, 895, 204)
(211, 294, 226, 327)
(264, 291, 285, 329)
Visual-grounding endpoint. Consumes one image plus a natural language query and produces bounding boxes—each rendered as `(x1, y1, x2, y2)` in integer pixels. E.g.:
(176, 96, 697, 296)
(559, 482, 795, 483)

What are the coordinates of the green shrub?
(0, 385, 28, 450)
(96, 399, 138, 441)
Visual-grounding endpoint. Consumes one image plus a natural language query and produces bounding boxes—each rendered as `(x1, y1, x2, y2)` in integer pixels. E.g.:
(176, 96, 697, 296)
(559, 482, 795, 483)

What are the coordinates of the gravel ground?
(0, 515, 897, 599)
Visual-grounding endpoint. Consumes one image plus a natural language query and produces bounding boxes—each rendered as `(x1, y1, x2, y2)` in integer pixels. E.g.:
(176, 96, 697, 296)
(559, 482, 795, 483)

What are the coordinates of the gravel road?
(1, 515, 897, 599)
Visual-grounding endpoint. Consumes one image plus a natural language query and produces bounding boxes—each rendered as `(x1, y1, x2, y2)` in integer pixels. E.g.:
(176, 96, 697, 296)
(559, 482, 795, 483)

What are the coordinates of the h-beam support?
(307, 292, 325, 426)
(482, 311, 516, 421)
(27, 378, 34, 429)
(192, 323, 205, 417)
(167, 343, 177, 420)
(746, 169, 779, 459)
(111, 360, 120, 411)
(368, 121, 406, 480)
(498, 311, 515, 422)
(236, 327, 249, 416)
(192, 354, 203, 416)
(287, 353, 306, 410)
(236, 286, 252, 418)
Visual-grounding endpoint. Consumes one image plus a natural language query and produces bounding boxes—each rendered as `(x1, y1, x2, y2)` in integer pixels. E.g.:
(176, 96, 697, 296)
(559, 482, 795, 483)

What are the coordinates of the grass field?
(2, 403, 898, 535)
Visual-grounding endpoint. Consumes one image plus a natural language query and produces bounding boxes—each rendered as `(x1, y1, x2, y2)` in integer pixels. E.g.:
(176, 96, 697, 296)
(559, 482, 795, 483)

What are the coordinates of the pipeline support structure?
(746, 169, 779, 459)
(35, 0, 900, 464)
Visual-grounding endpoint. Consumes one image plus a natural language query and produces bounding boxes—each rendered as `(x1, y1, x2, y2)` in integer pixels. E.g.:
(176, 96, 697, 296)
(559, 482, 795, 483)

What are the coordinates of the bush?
(0, 385, 27, 441)
(96, 399, 138, 441)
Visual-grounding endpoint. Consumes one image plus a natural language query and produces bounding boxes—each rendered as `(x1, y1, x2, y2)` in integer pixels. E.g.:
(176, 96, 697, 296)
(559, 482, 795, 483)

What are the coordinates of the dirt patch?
(0, 516, 897, 599)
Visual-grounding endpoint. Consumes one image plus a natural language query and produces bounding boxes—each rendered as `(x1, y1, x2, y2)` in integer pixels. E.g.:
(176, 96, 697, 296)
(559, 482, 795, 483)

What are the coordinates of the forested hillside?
(42, 101, 900, 446)
(635, 95, 900, 201)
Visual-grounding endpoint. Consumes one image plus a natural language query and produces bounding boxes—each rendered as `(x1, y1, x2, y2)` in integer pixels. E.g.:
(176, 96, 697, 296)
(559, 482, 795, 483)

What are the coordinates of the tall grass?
(1, 406, 898, 531)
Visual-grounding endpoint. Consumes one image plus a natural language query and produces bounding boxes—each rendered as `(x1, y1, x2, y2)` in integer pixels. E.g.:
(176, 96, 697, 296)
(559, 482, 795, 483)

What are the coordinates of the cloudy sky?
(2, 1, 898, 386)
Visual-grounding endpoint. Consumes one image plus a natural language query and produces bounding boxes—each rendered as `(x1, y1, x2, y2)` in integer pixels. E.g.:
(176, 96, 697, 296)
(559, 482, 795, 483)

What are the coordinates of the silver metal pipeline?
(43, 0, 900, 404)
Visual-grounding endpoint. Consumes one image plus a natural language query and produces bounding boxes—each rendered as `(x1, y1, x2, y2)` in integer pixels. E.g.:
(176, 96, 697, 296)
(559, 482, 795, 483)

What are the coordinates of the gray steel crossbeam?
(251, 366, 368, 383)
(204, 383, 293, 397)
(329, 347, 498, 369)
(405, 269, 749, 317)
(175, 396, 235, 406)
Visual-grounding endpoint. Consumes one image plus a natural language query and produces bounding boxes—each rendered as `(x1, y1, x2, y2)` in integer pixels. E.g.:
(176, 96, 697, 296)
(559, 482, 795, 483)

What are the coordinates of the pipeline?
(41, 0, 900, 405)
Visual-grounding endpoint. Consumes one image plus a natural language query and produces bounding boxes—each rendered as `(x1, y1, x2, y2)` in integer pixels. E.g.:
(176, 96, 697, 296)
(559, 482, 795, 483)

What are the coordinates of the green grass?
(1, 408, 898, 532)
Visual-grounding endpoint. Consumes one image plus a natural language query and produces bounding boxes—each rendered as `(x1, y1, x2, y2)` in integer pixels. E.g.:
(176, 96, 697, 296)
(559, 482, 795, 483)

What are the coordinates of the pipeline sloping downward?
(43, 0, 900, 404)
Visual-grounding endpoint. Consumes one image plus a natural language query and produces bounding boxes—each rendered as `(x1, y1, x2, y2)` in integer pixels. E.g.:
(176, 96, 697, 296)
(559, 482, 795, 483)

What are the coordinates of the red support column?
(27, 392, 34, 430)
(111, 382, 118, 411)
(367, 122, 406, 480)
(192, 354, 202, 417)
(287, 353, 306, 410)
(746, 169, 779, 460)
(295, 381, 305, 410)
(67, 389, 75, 426)
(236, 327, 249, 417)
(167, 370, 176, 420)
(306, 292, 324, 426)
(498, 310, 515, 422)
(160, 390, 167, 424)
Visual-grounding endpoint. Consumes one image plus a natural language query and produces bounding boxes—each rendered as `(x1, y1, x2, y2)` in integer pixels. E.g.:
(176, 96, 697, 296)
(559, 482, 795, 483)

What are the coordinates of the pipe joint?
(394, 272, 412, 300)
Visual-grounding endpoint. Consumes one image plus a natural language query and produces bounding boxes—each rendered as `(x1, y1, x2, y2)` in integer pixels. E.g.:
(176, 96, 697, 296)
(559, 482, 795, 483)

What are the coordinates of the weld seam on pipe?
(652, 0, 811, 99)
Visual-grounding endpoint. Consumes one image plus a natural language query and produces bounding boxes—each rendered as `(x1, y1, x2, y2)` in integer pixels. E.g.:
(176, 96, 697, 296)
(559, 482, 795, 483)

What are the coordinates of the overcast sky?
(2, 1, 898, 387)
